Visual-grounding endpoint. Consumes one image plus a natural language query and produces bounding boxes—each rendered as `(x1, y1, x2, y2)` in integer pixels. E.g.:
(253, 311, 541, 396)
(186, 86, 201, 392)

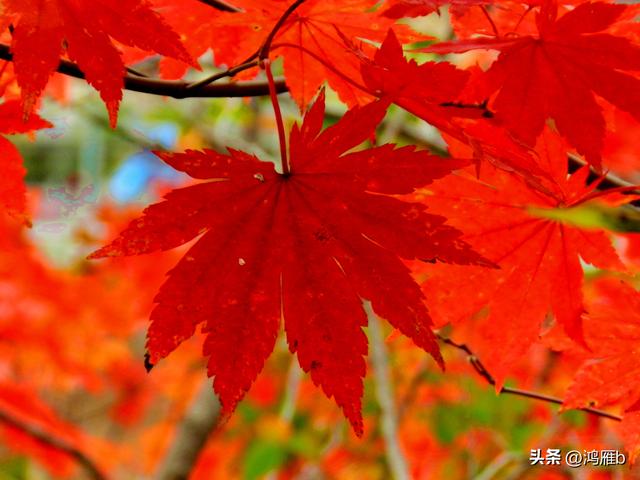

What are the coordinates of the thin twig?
(0, 44, 288, 99)
(473, 451, 515, 480)
(258, 0, 307, 60)
(394, 116, 640, 208)
(366, 301, 410, 480)
(479, 5, 500, 37)
(185, 59, 259, 90)
(125, 66, 148, 77)
(568, 154, 640, 204)
(0, 407, 108, 480)
(195, 0, 242, 12)
(188, 0, 306, 89)
(437, 334, 623, 422)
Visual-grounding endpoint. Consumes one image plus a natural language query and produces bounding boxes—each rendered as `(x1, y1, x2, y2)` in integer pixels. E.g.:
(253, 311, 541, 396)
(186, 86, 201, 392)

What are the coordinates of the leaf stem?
(263, 59, 289, 175)
(512, 5, 534, 34)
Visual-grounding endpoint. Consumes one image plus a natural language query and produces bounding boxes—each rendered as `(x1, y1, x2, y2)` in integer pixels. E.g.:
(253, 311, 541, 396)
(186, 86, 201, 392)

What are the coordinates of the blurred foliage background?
(1, 11, 638, 480)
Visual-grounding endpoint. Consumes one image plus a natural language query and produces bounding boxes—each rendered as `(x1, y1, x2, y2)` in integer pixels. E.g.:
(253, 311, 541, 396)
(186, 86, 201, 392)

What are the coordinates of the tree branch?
(0, 407, 108, 480)
(279, 357, 302, 422)
(437, 334, 622, 422)
(2, 38, 637, 208)
(155, 380, 221, 480)
(365, 301, 410, 480)
(187, 0, 308, 90)
(568, 154, 640, 207)
(0, 44, 288, 99)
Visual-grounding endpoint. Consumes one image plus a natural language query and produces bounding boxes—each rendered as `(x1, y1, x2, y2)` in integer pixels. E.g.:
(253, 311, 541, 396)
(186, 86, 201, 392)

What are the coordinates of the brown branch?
(0, 407, 108, 480)
(366, 302, 410, 480)
(195, 0, 242, 12)
(437, 334, 623, 422)
(155, 380, 221, 480)
(1, 37, 636, 208)
(0, 44, 288, 99)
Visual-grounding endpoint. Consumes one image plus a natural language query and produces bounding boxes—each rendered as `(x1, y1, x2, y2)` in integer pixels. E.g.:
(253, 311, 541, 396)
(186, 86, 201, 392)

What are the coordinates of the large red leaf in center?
(90, 93, 486, 434)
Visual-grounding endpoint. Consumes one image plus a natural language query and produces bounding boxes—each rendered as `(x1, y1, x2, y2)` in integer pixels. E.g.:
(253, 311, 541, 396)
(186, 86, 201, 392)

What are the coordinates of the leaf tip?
(352, 421, 364, 438)
(144, 352, 155, 373)
(86, 248, 107, 260)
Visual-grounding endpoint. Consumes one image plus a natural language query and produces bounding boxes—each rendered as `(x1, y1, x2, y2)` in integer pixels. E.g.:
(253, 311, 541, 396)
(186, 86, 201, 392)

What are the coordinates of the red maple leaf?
(2, 0, 193, 126)
(426, 0, 640, 166)
(417, 126, 629, 385)
(564, 279, 640, 412)
(560, 278, 640, 461)
(360, 30, 547, 182)
(0, 100, 51, 219)
(157, 0, 425, 109)
(90, 92, 486, 434)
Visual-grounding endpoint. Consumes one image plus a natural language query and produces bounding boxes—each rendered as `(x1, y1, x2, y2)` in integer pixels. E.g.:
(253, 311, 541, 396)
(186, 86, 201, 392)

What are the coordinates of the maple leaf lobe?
(425, 1, 640, 165)
(0, 101, 52, 220)
(419, 127, 629, 385)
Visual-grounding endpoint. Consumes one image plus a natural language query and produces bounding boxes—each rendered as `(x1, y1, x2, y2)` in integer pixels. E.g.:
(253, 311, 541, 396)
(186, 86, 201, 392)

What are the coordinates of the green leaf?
(243, 441, 288, 480)
(0, 456, 28, 480)
(528, 204, 640, 233)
